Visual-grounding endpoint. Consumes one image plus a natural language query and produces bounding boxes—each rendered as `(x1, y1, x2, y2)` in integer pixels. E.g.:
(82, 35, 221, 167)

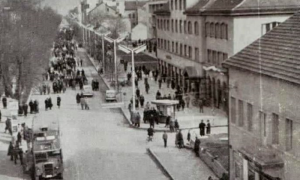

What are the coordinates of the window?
(231, 97, 236, 124)
(168, 41, 170, 51)
(218, 52, 223, 66)
(183, 0, 186, 9)
(179, 0, 182, 10)
(212, 51, 217, 64)
(238, 100, 244, 127)
(175, 20, 178, 33)
(195, 47, 199, 61)
(164, 39, 166, 49)
(194, 21, 199, 35)
(223, 53, 228, 61)
(188, 46, 192, 58)
(207, 49, 211, 63)
(179, 20, 182, 33)
(157, 19, 159, 29)
(188, 21, 192, 34)
(259, 111, 267, 140)
(247, 103, 253, 132)
(286, 119, 293, 151)
(175, 0, 178, 10)
(184, 21, 187, 34)
(180, 44, 183, 55)
(205, 22, 210, 37)
(215, 23, 220, 38)
(129, 14, 131, 18)
(221, 23, 228, 39)
(175, 42, 178, 54)
(171, 19, 174, 32)
(184, 45, 187, 56)
(171, 0, 173, 10)
(272, 113, 279, 144)
(210, 23, 215, 37)
(172, 42, 174, 52)
(132, 13, 135, 19)
(157, 38, 160, 48)
(167, 20, 170, 31)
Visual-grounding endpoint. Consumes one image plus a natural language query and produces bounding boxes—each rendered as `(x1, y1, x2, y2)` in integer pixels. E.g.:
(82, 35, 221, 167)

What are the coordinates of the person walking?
(136, 88, 140, 99)
(174, 119, 180, 131)
(140, 95, 145, 107)
(57, 96, 61, 109)
(199, 99, 204, 113)
(185, 95, 190, 108)
(169, 118, 175, 132)
(23, 104, 28, 117)
(8, 142, 14, 161)
(194, 137, 201, 157)
(136, 112, 141, 128)
(2, 96, 7, 109)
(17, 132, 22, 146)
(187, 130, 191, 144)
(80, 96, 85, 110)
(158, 78, 162, 89)
(206, 120, 211, 135)
(76, 93, 81, 105)
(177, 130, 184, 148)
(34, 100, 39, 113)
(165, 116, 170, 128)
(80, 59, 83, 67)
(199, 120, 206, 136)
(84, 97, 90, 110)
(145, 82, 150, 94)
(162, 131, 168, 148)
(5, 118, 12, 135)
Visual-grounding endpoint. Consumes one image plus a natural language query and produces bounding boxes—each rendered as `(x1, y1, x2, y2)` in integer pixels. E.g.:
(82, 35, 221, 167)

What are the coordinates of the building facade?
(224, 12, 300, 180)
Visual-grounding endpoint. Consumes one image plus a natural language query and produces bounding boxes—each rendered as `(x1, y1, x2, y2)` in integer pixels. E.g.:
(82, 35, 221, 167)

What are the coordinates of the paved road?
(0, 49, 167, 180)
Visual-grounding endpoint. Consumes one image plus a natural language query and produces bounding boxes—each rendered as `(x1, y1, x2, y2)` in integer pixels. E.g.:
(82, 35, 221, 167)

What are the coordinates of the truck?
(23, 114, 64, 180)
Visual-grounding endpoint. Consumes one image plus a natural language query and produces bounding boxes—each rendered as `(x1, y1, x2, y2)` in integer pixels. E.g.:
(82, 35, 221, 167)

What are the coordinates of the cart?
(150, 100, 179, 123)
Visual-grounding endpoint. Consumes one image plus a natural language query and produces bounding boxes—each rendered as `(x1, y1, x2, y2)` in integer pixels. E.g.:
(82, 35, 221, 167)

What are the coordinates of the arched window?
(171, 19, 174, 32)
(210, 22, 215, 37)
(215, 23, 220, 38)
(194, 21, 199, 35)
(175, 20, 178, 33)
(188, 21, 192, 34)
(205, 22, 209, 37)
(179, 20, 182, 33)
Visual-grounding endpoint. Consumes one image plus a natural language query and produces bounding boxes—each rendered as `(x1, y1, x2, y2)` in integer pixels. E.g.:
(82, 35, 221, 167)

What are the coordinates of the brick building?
(223, 12, 300, 180)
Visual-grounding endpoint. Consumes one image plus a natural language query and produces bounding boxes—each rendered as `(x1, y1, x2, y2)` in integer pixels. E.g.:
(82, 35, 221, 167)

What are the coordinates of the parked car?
(105, 90, 117, 102)
(82, 85, 94, 97)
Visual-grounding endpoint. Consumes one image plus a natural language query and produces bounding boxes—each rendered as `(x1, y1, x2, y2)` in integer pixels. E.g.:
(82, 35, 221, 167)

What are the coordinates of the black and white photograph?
(0, 0, 299, 179)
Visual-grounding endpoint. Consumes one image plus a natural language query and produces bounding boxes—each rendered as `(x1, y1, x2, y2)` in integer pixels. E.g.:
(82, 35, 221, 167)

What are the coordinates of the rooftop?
(223, 11, 300, 85)
(125, 1, 148, 11)
(185, 0, 300, 15)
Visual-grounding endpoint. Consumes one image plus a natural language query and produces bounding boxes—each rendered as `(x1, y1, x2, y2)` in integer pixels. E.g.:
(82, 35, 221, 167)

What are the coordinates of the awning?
(239, 146, 284, 168)
(183, 66, 202, 79)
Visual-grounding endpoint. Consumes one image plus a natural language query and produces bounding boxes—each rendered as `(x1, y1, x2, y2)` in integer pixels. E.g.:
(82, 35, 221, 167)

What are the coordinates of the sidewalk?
(86, 48, 228, 133)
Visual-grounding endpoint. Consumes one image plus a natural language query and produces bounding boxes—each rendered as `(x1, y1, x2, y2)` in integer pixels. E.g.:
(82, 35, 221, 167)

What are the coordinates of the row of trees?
(0, 0, 62, 103)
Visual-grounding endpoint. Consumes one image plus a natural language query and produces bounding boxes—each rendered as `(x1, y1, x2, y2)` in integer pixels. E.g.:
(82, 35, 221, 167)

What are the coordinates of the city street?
(0, 50, 167, 180)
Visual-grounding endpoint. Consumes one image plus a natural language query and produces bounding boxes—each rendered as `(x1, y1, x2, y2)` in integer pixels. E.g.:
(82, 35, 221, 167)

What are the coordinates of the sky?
(42, 0, 99, 15)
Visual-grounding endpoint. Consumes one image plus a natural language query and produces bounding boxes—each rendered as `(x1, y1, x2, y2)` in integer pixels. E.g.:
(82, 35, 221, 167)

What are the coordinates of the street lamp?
(104, 36, 125, 90)
(95, 31, 110, 74)
(118, 44, 147, 111)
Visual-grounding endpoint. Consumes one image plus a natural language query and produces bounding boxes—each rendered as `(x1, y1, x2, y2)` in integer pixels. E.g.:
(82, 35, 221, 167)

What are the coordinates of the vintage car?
(82, 85, 94, 97)
(105, 89, 117, 102)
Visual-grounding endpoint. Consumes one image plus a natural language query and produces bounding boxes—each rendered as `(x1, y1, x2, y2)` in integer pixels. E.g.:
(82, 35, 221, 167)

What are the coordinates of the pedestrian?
(169, 118, 175, 132)
(135, 98, 139, 109)
(47, 84, 51, 94)
(136, 88, 140, 99)
(181, 99, 185, 111)
(76, 93, 81, 104)
(149, 114, 155, 128)
(80, 59, 83, 66)
(2, 96, 7, 108)
(17, 131, 22, 146)
(8, 142, 14, 161)
(18, 147, 24, 165)
(174, 119, 180, 131)
(140, 94, 145, 107)
(199, 99, 204, 113)
(23, 104, 28, 117)
(165, 116, 170, 128)
(171, 79, 175, 89)
(57, 96, 61, 109)
(145, 82, 150, 94)
(199, 120, 206, 136)
(34, 100, 39, 113)
(84, 97, 89, 110)
(185, 95, 190, 108)
(187, 130, 191, 143)
(5, 118, 12, 135)
(45, 98, 48, 110)
(158, 78, 162, 89)
(80, 96, 85, 110)
(136, 112, 141, 127)
(29, 100, 33, 113)
(206, 120, 211, 135)
(13, 145, 19, 164)
(176, 130, 184, 148)
(194, 136, 201, 157)
(162, 131, 168, 148)
(156, 90, 161, 99)
(145, 102, 150, 110)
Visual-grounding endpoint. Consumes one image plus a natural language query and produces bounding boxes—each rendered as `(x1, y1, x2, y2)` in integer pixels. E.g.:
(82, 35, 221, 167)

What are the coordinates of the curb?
(147, 148, 175, 180)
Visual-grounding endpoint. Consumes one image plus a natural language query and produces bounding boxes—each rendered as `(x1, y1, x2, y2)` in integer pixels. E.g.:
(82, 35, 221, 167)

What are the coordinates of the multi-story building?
(124, 1, 149, 28)
(223, 11, 300, 180)
(155, 0, 203, 97)
(155, 0, 300, 113)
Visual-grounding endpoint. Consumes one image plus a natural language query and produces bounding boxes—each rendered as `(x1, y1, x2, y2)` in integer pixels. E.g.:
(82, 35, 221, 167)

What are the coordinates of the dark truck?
(23, 115, 63, 180)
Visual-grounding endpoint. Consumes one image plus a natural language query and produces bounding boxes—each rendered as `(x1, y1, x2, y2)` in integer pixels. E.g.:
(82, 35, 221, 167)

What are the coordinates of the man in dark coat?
(206, 120, 211, 135)
(156, 90, 161, 100)
(140, 95, 145, 107)
(29, 100, 34, 114)
(194, 137, 201, 157)
(136, 88, 140, 99)
(158, 78, 162, 89)
(145, 83, 150, 94)
(34, 100, 39, 113)
(57, 96, 61, 109)
(2, 96, 7, 109)
(5, 118, 12, 135)
(48, 98, 53, 110)
(199, 120, 206, 136)
(23, 104, 28, 117)
(76, 93, 81, 104)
